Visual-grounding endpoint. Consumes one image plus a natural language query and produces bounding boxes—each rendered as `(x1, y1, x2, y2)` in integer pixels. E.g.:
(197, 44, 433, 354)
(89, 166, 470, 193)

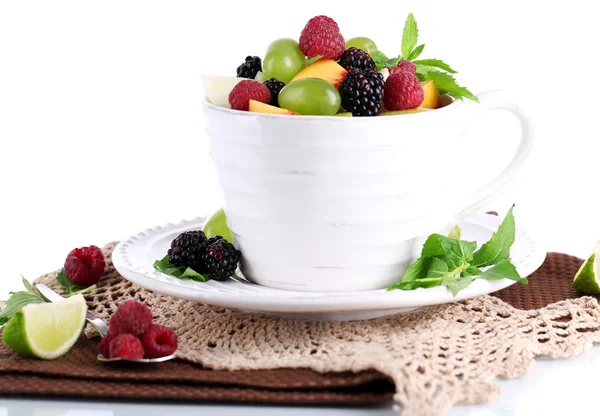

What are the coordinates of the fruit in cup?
(338, 47, 376, 72)
(345, 37, 378, 56)
(299, 15, 345, 60)
(339, 68, 385, 116)
(381, 109, 429, 115)
(290, 58, 348, 89)
(262, 38, 307, 84)
(419, 80, 441, 109)
(263, 78, 286, 106)
(249, 99, 298, 115)
(228, 80, 271, 111)
(278, 78, 341, 116)
(383, 71, 424, 111)
(236, 56, 262, 79)
(201, 75, 244, 108)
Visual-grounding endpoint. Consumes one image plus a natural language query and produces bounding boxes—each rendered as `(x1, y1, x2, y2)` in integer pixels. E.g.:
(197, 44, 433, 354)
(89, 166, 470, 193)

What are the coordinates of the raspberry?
(228, 80, 271, 111)
(236, 56, 261, 79)
(109, 300, 153, 336)
(340, 68, 385, 117)
(299, 15, 345, 60)
(338, 47, 376, 72)
(389, 60, 416, 76)
(263, 78, 285, 107)
(168, 230, 208, 270)
(140, 324, 178, 358)
(109, 334, 145, 359)
(200, 237, 241, 281)
(64, 245, 106, 286)
(383, 72, 424, 111)
(98, 332, 115, 357)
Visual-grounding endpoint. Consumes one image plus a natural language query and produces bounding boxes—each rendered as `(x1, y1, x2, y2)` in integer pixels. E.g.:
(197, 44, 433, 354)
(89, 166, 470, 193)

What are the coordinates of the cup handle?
(456, 90, 534, 220)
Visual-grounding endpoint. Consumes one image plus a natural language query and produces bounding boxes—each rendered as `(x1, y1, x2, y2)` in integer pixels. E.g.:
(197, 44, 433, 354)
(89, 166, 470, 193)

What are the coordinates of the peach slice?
(249, 100, 298, 115)
(290, 58, 348, 89)
(419, 80, 441, 109)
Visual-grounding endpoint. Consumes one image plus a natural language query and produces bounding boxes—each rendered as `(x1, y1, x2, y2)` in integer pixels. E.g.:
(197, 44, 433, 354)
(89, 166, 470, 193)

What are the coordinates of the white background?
(0, 1, 599, 296)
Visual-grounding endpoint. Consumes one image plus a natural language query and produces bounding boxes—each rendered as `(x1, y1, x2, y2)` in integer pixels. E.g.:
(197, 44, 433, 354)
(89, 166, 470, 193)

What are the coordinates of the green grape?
(263, 38, 307, 84)
(345, 37, 378, 56)
(278, 78, 341, 116)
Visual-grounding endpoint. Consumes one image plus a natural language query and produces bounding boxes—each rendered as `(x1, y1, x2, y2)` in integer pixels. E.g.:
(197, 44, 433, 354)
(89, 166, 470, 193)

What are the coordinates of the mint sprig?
(388, 206, 526, 296)
(154, 255, 208, 282)
(0, 277, 44, 326)
(374, 13, 478, 103)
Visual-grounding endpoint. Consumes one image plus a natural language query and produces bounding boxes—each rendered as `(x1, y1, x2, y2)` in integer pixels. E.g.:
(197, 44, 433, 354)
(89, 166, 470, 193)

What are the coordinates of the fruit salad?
(202, 13, 477, 117)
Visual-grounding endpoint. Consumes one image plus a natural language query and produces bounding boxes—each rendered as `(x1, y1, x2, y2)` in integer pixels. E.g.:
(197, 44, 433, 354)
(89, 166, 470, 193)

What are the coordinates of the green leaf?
(443, 274, 474, 296)
(388, 277, 443, 291)
(372, 51, 402, 69)
(422, 70, 479, 102)
(0, 291, 45, 324)
(406, 44, 425, 61)
(56, 268, 86, 294)
(421, 234, 476, 262)
(154, 255, 184, 278)
(21, 276, 34, 294)
(472, 206, 516, 268)
(397, 256, 432, 283)
(426, 257, 449, 278)
(180, 267, 208, 282)
(412, 59, 457, 73)
(307, 55, 323, 65)
(479, 259, 527, 284)
(448, 225, 461, 240)
(459, 240, 477, 262)
(462, 265, 482, 277)
(401, 13, 419, 60)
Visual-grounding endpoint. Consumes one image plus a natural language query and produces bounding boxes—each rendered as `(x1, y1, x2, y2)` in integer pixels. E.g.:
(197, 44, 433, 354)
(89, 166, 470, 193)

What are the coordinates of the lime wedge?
(2, 294, 87, 360)
(203, 208, 233, 243)
(573, 242, 600, 295)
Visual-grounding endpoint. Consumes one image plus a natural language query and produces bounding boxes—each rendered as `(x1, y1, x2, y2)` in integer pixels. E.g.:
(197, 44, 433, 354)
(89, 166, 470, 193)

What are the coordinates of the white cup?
(203, 91, 533, 292)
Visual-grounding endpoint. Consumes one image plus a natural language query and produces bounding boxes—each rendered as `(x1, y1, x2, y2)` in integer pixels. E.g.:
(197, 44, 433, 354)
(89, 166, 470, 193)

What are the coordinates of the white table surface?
(0, 343, 598, 415)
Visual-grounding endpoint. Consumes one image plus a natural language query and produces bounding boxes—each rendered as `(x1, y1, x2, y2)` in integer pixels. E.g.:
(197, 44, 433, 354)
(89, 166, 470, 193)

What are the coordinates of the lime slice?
(203, 208, 233, 243)
(2, 294, 87, 360)
(573, 242, 600, 295)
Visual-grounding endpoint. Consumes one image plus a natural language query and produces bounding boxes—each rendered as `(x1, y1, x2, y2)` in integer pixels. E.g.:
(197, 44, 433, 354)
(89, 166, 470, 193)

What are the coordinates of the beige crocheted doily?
(34, 243, 600, 416)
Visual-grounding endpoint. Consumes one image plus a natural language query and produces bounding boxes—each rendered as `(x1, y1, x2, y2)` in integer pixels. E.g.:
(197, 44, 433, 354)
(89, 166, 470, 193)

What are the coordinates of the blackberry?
(201, 237, 241, 281)
(236, 56, 262, 79)
(263, 78, 285, 106)
(339, 68, 385, 117)
(338, 47, 376, 72)
(168, 230, 209, 270)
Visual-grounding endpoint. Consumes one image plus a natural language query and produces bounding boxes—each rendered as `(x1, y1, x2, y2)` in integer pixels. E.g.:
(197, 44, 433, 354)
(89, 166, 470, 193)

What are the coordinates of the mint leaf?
(421, 234, 461, 258)
(0, 291, 45, 325)
(459, 241, 477, 262)
(473, 206, 516, 268)
(56, 268, 86, 294)
(401, 13, 418, 60)
(462, 265, 482, 277)
(422, 70, 478, 102)
(479, 259, 527, 284)
(406, 44, 425, 61)
(180, 267, 208, 282)
(448, 225, 461, 240)
(426, 257, 449, 278)
(21, 276, 34, 294)
(372, 51, 402, 69)
(388, 277, 443, 291)
(412, 59, 457, 74)
(154, 255, 210, 282)
(443, 274, 474, 296)
(397, 256, 431, 283)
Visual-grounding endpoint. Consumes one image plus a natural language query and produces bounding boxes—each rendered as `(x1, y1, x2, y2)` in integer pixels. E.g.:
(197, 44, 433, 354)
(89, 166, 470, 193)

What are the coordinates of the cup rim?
(202, 95, 465, 121)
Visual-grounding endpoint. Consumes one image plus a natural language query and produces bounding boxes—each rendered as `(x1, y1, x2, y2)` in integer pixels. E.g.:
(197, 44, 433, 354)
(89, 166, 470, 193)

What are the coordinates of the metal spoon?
(36, 284, 176, 364)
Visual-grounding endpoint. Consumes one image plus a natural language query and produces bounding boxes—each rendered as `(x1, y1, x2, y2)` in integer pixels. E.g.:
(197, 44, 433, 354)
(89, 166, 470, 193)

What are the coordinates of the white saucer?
(112, 214, 545, 321)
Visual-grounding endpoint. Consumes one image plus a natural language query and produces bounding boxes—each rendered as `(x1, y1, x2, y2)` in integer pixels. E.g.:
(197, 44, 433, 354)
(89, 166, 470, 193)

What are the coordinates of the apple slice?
(419, 80, 441, 109)
(249, 100, 298, 115)
(290, 58, 348, 89)
(201, 75, 244, 108)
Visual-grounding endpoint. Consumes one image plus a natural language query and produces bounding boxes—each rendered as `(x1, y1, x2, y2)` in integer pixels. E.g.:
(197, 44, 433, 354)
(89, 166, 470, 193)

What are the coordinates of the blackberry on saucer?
(263, 78, 285, 106)
(201, 237, 241, 281)
(236, 56, 262, 79)
(168, 230, 209, 270)
(339, 68, 385, 116)
(338, 47, 376, 72)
